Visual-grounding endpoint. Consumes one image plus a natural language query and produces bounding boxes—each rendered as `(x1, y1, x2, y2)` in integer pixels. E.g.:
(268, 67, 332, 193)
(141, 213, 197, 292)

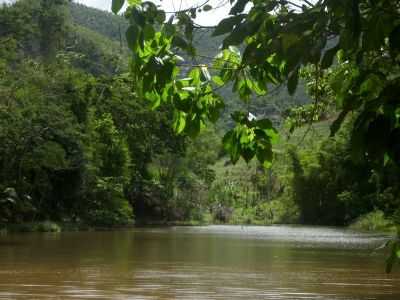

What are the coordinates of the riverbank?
(0, 221, 136, 234)
(0, 219, 212, 234)
(1, 221, 81, 234)
(1, 210, 397, 234)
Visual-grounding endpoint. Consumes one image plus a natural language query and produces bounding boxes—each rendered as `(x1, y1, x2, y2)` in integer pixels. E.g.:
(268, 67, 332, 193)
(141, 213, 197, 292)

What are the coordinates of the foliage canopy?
(112, 0, 400, 169)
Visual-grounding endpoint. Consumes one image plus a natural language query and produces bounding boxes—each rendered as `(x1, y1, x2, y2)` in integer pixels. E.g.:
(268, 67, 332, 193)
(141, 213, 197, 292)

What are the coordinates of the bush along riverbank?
(0, 210, 398, 234)
(349, 210, 398, 233)
(0, 221, 139, 233)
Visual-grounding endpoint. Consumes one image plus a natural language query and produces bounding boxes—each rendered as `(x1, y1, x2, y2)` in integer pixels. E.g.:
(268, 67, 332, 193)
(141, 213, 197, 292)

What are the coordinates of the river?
(0, 225, 399, 299)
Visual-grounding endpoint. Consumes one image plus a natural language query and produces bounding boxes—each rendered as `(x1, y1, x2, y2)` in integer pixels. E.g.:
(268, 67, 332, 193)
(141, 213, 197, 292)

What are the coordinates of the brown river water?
(0, 225, 399, 299)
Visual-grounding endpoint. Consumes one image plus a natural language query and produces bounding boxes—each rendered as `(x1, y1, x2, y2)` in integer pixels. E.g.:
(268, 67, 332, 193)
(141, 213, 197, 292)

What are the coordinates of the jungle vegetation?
(0, 0, 399, 270)
(112, 0, 400, 269)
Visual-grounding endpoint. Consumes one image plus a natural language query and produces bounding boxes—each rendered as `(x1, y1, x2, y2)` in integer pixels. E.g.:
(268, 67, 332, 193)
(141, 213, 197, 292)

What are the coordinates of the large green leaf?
(389, 25, 400, 52)
(229, 0, 249, 15)
(330, 110, 349, 137)
(366, 115, 392, 160)
(256, 146, 273, 169)
(173, 112, 187, 134)
(112, 0, 125, 14)
(185, 116, 202, 138)
(212, 76, 225, 86)
(287, 68, 299, 95)
(223, 22, 249, 47)
(203, 4, 213, 12)
(321, 45, 339, 69)
(125, 25, 140, 51)
(386, 241, 400, 274)
(212, 15, 245, 37)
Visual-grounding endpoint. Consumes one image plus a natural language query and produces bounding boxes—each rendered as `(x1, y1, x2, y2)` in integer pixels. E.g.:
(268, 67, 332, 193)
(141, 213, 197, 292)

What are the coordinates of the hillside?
(67, 3, 129, 74)
(69, 2, 129, 42)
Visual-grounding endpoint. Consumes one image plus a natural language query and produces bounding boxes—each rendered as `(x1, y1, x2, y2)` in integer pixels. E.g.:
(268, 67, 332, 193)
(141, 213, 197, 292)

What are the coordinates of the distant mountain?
(69, 2, 128, 42)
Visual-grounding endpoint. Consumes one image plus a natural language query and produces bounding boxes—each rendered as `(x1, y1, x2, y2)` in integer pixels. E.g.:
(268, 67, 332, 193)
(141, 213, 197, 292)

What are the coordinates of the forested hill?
(69, 2, 128, 42)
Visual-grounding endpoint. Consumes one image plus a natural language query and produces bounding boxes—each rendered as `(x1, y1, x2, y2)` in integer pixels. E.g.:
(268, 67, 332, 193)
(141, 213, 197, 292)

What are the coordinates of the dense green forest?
(0, 0, 218, 228)
(0, 0, 399, 239)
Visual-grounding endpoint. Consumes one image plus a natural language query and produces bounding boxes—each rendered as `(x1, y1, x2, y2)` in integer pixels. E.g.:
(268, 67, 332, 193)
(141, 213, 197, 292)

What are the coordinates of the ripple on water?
(161, 225, 392, 249)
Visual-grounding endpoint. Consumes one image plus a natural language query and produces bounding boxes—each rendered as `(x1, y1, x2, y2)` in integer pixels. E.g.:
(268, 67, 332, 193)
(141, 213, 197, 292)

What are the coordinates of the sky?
(0, 0, 231, 26)
(0, 0, 313, 26)
(74, 0, 232, 26)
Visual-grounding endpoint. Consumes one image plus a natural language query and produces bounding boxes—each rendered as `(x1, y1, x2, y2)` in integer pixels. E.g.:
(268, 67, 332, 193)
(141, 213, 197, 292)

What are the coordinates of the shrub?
(230, 207, 257, 225)
(7, 221, 61, 233)
(349, 210, 396, 232)
(256, 199, 300, 224)
(35, 221, 61, 232)
(86, 197, 133, 227)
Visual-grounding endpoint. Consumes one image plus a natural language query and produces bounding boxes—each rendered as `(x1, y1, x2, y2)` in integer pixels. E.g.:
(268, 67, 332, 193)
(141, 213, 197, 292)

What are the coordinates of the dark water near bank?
(0, 225, 399, 299)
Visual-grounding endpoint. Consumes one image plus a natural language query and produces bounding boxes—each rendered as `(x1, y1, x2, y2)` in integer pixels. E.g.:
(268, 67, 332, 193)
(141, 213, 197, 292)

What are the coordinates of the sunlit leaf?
(212, 76, 225, 86)
(173, 112, 187, 134)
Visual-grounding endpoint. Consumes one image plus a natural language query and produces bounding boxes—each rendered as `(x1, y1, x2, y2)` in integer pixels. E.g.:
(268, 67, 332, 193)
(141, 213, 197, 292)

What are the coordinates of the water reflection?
(0, 226, 399, 299)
